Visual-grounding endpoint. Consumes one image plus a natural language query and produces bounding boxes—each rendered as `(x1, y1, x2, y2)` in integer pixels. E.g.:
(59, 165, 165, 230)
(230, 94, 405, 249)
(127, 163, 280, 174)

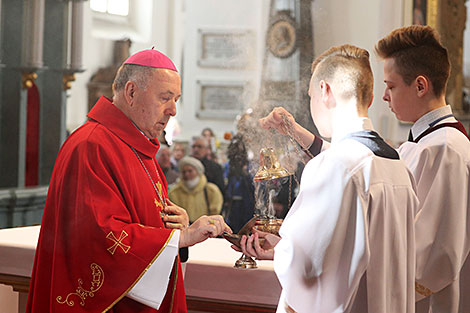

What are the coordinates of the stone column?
(22, 0, 45, 69)
(70, 0, 84, 71)
(0, 0, 29, 188)
(37, 0, 71, 185)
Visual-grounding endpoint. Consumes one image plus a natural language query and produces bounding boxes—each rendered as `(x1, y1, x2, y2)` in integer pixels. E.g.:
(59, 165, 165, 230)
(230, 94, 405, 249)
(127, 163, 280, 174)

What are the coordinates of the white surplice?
(274, 118, 418, 313)
(127, 231, 180, 309)
(398, 106, 470, 313)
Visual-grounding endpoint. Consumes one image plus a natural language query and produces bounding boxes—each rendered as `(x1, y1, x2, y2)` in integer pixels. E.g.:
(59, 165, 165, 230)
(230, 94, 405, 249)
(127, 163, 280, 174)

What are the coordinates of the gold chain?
(277, 114, 301, 208)
(280, 113, 314, 160)
(131, 147, 166, 210)
(288, 175, 292, 209)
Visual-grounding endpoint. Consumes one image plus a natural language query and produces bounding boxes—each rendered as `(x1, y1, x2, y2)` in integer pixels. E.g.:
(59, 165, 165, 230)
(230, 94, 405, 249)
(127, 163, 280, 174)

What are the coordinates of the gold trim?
(155, 181, 165, 210)
(22, 72, 37, 89)
(415, 281, 434, 297)
(137, 223, 155, 229)
(154, 197, 163, 211)
(284, 300, 297, 313)
(63, 73, 76, 90)
(56, 263, 104, 307)
(106, 230, 131, 255)
(103, 229, 176, 312)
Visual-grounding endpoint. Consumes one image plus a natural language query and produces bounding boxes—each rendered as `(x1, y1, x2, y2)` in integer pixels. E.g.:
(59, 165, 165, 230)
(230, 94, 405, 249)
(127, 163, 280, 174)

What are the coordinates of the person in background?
(169, 156, 223, 224)
(238, 44, 418, 313)
(156, 144, 178, 185)
(201, 127, 218, 161)
(376, 25, 470, 313)
(190, 136, 225, 198)
(170, 142, 186, 171)
(26, 48, 231, 313)
(223, 133, 255, 233)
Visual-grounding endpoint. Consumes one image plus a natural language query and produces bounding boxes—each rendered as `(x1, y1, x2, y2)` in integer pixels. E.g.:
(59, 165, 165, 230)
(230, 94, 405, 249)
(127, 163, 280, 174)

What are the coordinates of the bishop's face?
(131, 69, 181, 139)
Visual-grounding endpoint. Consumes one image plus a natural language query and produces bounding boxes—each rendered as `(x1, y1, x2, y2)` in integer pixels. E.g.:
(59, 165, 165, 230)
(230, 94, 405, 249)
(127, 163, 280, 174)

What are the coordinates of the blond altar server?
(376, 26, 470, 313)
(237, 45, 418, 313)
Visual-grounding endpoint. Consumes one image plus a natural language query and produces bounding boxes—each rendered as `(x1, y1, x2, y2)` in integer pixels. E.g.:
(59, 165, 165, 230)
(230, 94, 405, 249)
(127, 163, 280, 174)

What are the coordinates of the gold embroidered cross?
(106, 230, 131, 255)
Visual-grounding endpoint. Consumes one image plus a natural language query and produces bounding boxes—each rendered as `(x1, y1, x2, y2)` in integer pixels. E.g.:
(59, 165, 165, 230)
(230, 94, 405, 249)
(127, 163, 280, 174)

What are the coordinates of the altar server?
(240, 45, 418, 312)
(376, 25, 470, 313)
(26, 49, 230, 313)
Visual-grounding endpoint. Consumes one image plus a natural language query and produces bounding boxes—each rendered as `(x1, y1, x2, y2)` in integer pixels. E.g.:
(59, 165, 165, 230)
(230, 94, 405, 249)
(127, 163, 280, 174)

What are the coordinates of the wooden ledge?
(0, 273, 30, 293)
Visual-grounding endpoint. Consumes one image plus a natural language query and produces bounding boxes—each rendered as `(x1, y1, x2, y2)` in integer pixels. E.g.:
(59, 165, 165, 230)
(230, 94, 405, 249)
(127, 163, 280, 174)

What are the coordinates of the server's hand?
(235, 228, 280, 261)
(259, 107, 295, 135)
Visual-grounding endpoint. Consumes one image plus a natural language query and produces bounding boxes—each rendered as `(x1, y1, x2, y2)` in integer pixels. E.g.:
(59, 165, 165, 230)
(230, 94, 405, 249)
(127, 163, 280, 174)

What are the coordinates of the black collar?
(347, 131, 399, 160)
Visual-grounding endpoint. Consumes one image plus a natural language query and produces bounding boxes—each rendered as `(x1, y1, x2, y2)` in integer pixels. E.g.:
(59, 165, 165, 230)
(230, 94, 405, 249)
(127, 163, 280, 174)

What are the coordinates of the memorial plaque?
(196, 80, 251, 119)
(198, 29, 254, 68)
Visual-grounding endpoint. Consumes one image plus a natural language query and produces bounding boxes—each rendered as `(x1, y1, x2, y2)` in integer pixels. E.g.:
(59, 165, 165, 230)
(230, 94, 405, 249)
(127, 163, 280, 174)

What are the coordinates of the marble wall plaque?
(197, 29, 254, 68)
(196, 80, 251, 119)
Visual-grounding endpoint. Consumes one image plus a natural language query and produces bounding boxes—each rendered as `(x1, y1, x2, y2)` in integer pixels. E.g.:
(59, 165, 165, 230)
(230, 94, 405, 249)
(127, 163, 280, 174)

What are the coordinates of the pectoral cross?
(155, 197, 167, 219)
(154, 197, 163, 210)
(106, 230, 131, 255)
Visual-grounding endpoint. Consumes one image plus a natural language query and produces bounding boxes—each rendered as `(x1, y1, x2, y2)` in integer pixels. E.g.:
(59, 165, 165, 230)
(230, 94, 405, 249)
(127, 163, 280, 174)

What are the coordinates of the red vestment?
(26, 96, 187, 313)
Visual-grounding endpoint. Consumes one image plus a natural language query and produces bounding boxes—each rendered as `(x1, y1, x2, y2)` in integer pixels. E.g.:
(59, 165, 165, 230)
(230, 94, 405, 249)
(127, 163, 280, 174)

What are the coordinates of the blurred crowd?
(159, 126, 301, 233)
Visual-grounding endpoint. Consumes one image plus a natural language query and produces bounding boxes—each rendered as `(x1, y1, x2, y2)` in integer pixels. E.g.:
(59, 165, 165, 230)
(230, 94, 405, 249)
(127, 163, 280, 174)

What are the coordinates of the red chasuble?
(26, 96, 187, 313)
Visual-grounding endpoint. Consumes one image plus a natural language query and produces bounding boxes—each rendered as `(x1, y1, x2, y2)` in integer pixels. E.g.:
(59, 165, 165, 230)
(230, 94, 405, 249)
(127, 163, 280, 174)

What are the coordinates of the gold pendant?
(154, 197, 164, 210)
(155, 198, 167, 219)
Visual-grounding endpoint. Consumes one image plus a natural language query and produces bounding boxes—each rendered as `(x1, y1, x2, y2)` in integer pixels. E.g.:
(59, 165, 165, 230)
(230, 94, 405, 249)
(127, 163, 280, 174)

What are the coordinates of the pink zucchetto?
(123, 48, 178, 72)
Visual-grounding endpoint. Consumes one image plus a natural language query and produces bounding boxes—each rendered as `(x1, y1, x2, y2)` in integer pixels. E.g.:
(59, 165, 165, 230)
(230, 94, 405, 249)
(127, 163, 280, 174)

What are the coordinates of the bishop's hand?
(233, 228, 280, 261)
(179, 215, 232, 248)
(162, 199, 189, 230)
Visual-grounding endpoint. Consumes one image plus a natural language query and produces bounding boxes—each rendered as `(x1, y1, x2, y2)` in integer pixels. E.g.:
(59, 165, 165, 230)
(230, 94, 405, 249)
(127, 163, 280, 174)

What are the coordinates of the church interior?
(1, 0, 470, 312)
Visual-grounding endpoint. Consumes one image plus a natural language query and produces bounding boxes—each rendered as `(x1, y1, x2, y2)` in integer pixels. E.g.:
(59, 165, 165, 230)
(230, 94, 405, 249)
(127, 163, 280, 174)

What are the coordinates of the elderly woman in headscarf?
(169, 156, 223, 224)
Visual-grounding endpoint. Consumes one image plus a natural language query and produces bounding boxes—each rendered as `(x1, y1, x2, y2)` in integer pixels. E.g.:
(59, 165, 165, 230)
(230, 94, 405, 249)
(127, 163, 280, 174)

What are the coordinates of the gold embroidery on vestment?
(106, 230, 131, 255)
(156, 181, 164, 198)
(137, 223, 155, 229)
(154, 182, 165, 210)
(56, 263, 104, 307)
(284, 300, 297, 313)
(104, 229, 176, 312)
(154, 197, 163, 210)
(415, 281, 434, 297)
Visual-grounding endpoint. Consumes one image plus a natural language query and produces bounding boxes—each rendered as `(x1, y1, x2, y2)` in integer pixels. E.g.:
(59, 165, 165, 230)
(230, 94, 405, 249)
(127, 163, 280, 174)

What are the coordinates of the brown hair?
(112, 64, 155, 93)
(311, 44, 374, 108)
(375, 25, 450, 97)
